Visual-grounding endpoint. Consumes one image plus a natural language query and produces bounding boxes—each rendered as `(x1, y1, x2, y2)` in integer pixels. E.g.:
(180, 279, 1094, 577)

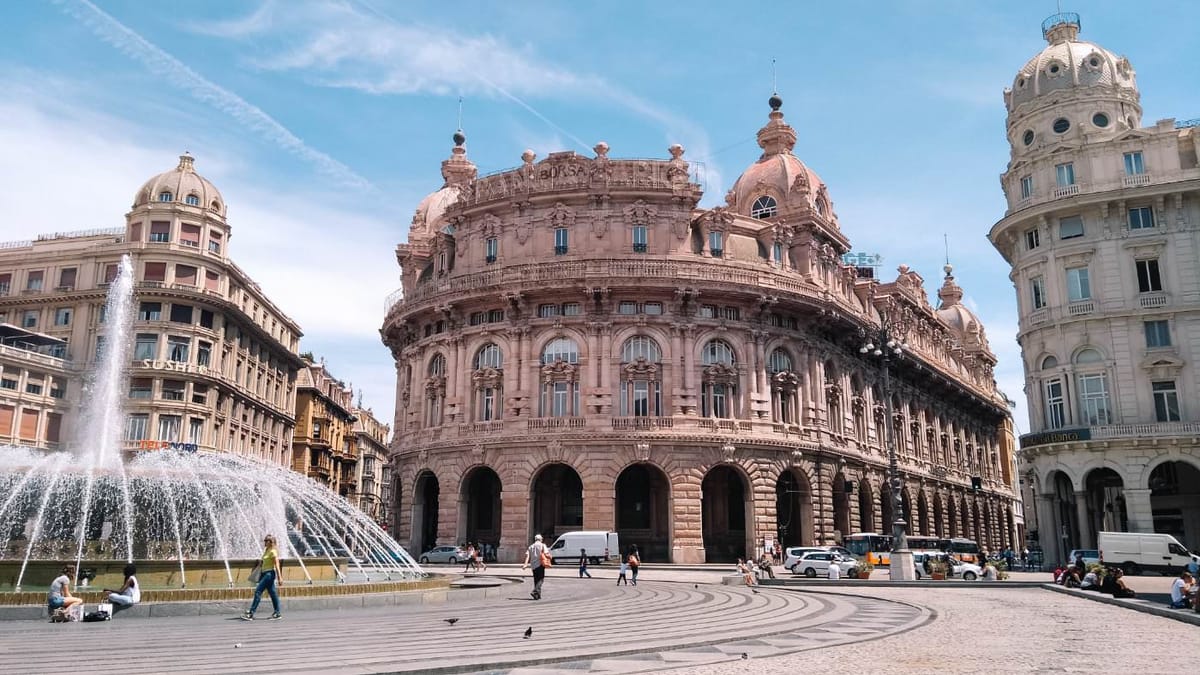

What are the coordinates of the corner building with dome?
(383, 97, 1021, 563)
(989, 13, 1200, 566)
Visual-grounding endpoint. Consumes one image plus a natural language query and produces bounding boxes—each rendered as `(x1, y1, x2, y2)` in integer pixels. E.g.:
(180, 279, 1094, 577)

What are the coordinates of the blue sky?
(1, 1, 1196, 435)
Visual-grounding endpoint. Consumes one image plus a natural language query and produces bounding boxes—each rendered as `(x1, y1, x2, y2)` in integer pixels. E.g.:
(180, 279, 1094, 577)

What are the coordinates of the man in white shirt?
(521, 534, 549, 600)
(1168, 571, 1194, 609)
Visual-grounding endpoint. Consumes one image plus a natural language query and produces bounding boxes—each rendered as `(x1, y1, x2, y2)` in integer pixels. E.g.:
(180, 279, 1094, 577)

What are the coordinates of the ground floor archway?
(412, 471, 439, 553)
(858, 481, 875, 533)
(776, 468, 813, 549)
(703, 465, 750, 563)
(917, 492, 929, 536)
(831, 472, 851, 543)
(530, 463, 583, 542)
(615, 463, 671, 562)
(461, 466, 502, 551)
(1149, 460, 1200, 549)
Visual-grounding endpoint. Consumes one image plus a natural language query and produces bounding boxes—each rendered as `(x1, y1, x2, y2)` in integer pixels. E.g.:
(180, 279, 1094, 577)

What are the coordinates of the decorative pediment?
(546, 202, 576, 230)
(472, 367, 504, 388)
(622, 357, 660, 380)
(480, 213, 502, 238)
(424, 376, 446, 396)
(541, 359, 578, 382)
(700, 206, 735, 233)
(624, 199, 657, 225)
(1140, 351, 1185, 378)
(771, 371, 800, 391)
(702, 363, 738, 383)
(824, 381, 842, 399)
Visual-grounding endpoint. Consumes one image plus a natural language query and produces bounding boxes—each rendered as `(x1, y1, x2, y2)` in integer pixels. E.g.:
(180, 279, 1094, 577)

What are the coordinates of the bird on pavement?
(524, 626, 533, 639)
(751, 588, 759, 594)
(444, 618, 459, 625)
(741, 653, 749, 659)
(694, 584, 698, 589)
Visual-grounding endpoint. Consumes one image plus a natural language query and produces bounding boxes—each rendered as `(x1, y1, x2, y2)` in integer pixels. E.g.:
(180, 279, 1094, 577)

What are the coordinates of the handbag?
(539, 548, 553, 568)
(248, 562, 262, 584)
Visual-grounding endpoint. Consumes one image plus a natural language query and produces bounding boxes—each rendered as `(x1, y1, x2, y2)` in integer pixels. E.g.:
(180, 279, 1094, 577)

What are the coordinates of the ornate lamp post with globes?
(859, 323, 917, 581)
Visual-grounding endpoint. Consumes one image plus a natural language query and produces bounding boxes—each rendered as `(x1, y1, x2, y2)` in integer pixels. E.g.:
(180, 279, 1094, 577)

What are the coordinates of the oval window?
(1022, 130, 1035, 146)
(1089, 57, 1101, 68)
(1017, 77, 1026, 89)
(1049, 64, 1060, 74)
(1052, 118, 1070, 134)
(1092, 113, 1110, 128)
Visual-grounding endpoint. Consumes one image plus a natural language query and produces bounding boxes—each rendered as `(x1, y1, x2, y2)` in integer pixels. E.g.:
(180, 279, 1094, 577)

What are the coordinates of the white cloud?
(54, 0, 374, 192)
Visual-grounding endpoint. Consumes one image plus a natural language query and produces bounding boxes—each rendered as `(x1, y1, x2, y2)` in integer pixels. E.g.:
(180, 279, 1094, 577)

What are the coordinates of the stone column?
(582, 482, 614, 532)
(1036, 494, 1059, 567)
(672, 473, 704, 563)
(1123, 488, 1154, 534)
(498, 487, 530, 563)
(1074, 491, 1093, 549)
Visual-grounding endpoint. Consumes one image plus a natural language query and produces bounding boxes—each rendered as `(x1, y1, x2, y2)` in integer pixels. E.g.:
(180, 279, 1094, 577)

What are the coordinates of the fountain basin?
(0, 558, 355, 593)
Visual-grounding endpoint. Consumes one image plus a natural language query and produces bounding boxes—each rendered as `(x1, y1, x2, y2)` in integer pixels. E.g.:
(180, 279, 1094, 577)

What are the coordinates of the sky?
(1, 0, 1196, 437)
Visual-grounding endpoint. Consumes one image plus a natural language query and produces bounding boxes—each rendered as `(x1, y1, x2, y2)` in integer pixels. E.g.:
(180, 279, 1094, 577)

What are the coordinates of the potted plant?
(929, 558, 948, 581)
(852, 561, 874, 579)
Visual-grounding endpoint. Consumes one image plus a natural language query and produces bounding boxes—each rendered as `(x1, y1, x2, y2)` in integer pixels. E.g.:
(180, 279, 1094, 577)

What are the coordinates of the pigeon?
(524, 626, 533, 639)
(234, 644, 242, 649)
(444, 618, 459, 625)
(741, 653, 748, 660)
(694, 584, 698, 589)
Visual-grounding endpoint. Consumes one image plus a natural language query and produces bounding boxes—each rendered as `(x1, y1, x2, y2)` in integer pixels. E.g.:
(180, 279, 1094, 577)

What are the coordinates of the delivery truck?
(1097, 531, 1200, 575)
(547, 531, 620, 564)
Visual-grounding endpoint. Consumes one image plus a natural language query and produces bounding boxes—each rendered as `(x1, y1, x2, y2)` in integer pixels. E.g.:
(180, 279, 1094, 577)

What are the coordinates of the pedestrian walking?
(521, 533, 550, 600)
(474, 546, 487, 573)
(464, 544, 477, 573)
(617, 556, 629, 585)
(628, 547, 640, 585)
(1021, 547, 1029, 571)
(578, 548, 592, 578)
(242, 534, 283, 621)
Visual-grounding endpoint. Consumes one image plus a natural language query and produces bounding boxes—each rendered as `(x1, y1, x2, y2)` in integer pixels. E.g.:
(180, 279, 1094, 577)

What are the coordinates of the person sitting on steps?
(102, 564, 141, 614)
(47, 566, 83, 620)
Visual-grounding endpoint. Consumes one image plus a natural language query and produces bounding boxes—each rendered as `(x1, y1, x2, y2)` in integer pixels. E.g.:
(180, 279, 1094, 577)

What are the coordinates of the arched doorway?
(858, 480, 875, 533)
(933, 493, 945, 538)
(1051, 471, 1079, 554)
(776, 468, 813, 548)
(831, 472, 851, 543)
(1006, 507, 1015, 551)
(1149, 460, 1200, 547)
(959, 496, 971, 539)
(615, 463, 671, 562)
(880, 484, 895, 536)
(703, 465, 749, 563)
(947, 495, 957, 538)
(900, 488, 913, 535)
(1084, 468, 1127, 544)
(917, 492, 930, 536)
(461, 466, 502, 551)
(971, 500, 982, 546)
(412, 471, 439, 553)
(981, 501, 993, 550)
(530, 463, 584, 541)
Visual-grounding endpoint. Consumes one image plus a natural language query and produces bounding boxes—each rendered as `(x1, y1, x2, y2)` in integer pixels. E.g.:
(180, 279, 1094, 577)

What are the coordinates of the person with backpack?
(628, 546, 640, 585)
(521, 533, 551, 600)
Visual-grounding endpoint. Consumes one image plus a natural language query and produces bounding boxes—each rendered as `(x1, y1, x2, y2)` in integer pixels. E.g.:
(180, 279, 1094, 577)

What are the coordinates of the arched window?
(750, 195, 778, 219)
(768, 348, 798, 424)
(620, 336, 662, 417)
(158, 191, 173, 202)
(541, 337, 579, 365)
(210, 200, 221, 212)
(1074, 348, 1103, 364)
(540, 337, 580, 417)
(1074, 348, 1110, 425)
(701, 339, 738, 418)
(1040, 355, 1058, 370)
(425, 354, 447, 426)
(472, 344, 503, 422)
(185, 194, 200, 206)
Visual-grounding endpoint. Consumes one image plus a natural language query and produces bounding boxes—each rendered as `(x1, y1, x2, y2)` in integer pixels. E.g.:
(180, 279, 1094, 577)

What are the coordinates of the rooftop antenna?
(944, 233, 950, 266)
(456, 96, 464, 132)
(771, 58, 777, 94)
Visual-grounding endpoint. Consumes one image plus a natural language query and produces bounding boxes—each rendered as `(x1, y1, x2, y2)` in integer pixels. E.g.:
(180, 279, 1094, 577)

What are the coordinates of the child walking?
(617, 556, 629, 585)
(578, 549, 592, 578)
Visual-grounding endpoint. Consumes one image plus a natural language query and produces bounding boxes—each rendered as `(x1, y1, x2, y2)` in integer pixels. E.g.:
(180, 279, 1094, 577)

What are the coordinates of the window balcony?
(485, 255, 496, 264)
(1066, 299, 1094, 316)
(1053, 184, 1081, 199)
(526, 417, 585, 430)
(1027, 308, 1049, 325)
(710, 248, 724, 258)
(1122, 173, 1152, 188)
(1139, 292, 1168, 309)
(611, 416, 674, 430)
(554, 245, 569, 256)
(632, 243, 647, 253)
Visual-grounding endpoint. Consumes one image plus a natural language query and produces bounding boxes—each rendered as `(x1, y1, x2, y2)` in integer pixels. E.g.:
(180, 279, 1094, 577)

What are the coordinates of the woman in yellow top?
(241, 534, 283, 620)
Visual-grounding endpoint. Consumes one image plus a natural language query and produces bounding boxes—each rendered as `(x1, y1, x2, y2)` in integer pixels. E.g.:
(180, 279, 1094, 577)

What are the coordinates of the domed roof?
(410, 130, 477, 235)
(936, 265, 988, 347)
(133, 153, 225, 216)
(727, 95, 834, 220)
(1006, 14, 1137, 113)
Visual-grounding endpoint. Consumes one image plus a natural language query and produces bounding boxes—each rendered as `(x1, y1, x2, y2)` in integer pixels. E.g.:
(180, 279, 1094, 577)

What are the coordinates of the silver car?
(418, 545, 467, 564)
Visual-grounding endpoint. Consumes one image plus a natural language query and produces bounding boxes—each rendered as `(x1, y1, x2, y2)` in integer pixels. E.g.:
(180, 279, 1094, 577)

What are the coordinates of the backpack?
(83, 610, 111, 622)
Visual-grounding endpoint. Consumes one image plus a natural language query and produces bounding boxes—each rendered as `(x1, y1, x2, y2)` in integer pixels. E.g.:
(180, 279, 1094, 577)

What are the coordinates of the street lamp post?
(859, 325, 917, 581)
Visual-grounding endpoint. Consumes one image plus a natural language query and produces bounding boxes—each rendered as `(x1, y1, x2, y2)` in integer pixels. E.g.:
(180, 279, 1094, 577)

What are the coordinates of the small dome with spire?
(936, 264, 989, 348)
(133, 153, 225, 216)
(410, 130, 478, 235)
(727, 95, 834, 223)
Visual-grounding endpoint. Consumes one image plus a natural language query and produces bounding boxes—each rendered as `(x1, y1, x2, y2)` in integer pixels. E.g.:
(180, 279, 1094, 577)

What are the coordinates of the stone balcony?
(1020, 421, 1200, 450)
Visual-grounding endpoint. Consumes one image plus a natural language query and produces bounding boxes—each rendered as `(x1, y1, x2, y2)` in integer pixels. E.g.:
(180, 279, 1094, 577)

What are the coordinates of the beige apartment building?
(383, 103, 1021, 563)
(292, 355, 357, 496)
(0, 154, 303, 465)
(352, 405, 390, 524)
(989, 14, 1200, 565)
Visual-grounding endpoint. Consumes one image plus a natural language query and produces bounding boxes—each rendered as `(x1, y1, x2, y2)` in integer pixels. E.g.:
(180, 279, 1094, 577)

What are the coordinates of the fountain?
(0, 255, 423, 597)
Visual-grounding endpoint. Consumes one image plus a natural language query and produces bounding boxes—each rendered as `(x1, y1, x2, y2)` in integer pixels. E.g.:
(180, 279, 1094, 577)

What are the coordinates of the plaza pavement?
(1, 564, 1196, 674)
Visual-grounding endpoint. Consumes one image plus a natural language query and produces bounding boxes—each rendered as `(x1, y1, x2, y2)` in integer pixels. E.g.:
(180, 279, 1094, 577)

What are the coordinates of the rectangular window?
(644, 302, 662, 315)
(161, 380, 185, 401)
(188, 417, 204, 444)
(1020, 175, 1033, 199)
(157, 414, 182, 441)
(1144, 319, 1171, 348)
(95, 336, 106, 362)
(1059, 215, 1084, 239)
(208, 232, 222, 254)
(138, 302, 162, 321)
(58, 268, 77, 289)
(144, 262, 166, 282)
(1123, 151, 1145, 175)
(22, 310, 37, 328)
(180, 224, 201, 247)
(538, 304, 560, 318)
(204, 270, 220, 292)
(699, 305, 717, 318)
(0, 272, 11, 295)
(25, 380, 42, 395)
(485, 237, 498, 263)
(1128, 206, 1154, 230)
(129, 378, 152, 399)
(98, 304, 107, 324)
(632, 225, 648, 253)
(1055, 162, 1075, 187)
(1025, 228, 1040, 250)
(125, 414, 149, 441)
(618, 301, 637, 315)
(773, 242, 784, 264)
(134, 334, 158, 361)
(709, 231, 723, 257)
(197, 341, 212, 367)
(149, 221, 171, 243)
(26, 270, 44, 291)
(169, 304, 193, 323)
(175, 265, 198, 286)
(1153, 381, 1181, 422)
(1136, 259, 1162, 293)
(192, 384, 208, 405)
(1066, 267, 1091, 302)
(199, 309, 214, 328)
(561, 303, 582, 316)
(1078, 373, 1111, 426)
(554, 228, 569, 255)
(551, 382, 570, 417)
(54, 308, 71, 326)
(480, 387, 496, 421)
(721, 306, 741, 320)
(469, 311, 484, 325)
(1031, 276, 1047, 309)
(0, 378, 15, 390)
(167, 336, 190, 362)
(104, 264, 119, 284)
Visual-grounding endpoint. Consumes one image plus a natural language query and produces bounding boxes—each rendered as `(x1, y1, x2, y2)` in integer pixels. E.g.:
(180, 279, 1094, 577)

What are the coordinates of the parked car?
(418, 545, 467, 564)
(913, 552, 984, 580)
(1068, 549, 1101, 568)
(547, 531, 620, 564)
(791, 551, 857, 578)
(783, 546, 857, 572)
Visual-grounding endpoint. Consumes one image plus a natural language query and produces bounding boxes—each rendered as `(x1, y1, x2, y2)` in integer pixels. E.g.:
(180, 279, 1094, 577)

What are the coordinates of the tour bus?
(844, 533, 894, 566)
(945, 537, 982, 563)
(845, 533, 978, 565)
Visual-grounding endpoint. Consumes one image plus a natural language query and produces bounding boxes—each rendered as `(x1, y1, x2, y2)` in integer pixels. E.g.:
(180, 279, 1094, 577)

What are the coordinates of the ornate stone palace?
(989, 13, 1200, 563)
(382, 96, 1020, 563)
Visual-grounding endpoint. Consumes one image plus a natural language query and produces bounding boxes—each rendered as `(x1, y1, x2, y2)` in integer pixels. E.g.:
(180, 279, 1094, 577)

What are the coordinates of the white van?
(1097, 531, 1200, 575)
(548, 531, 620, 564)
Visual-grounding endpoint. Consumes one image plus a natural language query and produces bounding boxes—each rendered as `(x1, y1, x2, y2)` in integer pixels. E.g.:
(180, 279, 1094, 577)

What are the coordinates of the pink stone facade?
(382, 100, 1021, 563)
